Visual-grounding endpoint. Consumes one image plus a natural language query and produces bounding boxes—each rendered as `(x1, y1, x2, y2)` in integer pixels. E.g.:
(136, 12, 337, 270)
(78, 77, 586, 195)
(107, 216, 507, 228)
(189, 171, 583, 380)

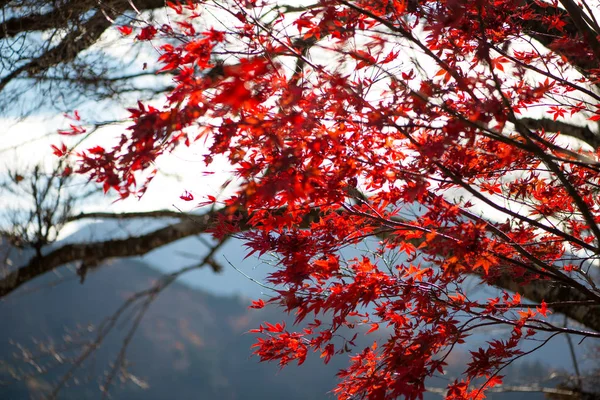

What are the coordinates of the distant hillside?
(0, 238, 567, 399)
(0, 257, 354, 400)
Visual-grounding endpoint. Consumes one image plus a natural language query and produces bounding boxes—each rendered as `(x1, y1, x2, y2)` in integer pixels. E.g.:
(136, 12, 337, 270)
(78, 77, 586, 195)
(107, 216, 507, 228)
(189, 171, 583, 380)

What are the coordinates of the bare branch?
(0, 1, 94, 40)
(2, 206, 600, 333)
(0, 0, 167, 94)
(0, 211, 220, 298)
(426, 385, 582, 397)
(67, 210, 190, 221)
(558, 0, 600, 67)
(519, 117, 600, 150)
(523, 0, 600, 76)
(0, 10, 113, 93)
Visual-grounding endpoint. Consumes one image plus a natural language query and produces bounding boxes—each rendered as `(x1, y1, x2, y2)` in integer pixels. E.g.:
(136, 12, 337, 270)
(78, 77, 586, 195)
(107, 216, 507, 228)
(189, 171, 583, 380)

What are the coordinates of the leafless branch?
(519, 117, 600, 150)
(46, 238, 226, 399)
(2, 204, 600, 333)
(426, 385, 581, 397)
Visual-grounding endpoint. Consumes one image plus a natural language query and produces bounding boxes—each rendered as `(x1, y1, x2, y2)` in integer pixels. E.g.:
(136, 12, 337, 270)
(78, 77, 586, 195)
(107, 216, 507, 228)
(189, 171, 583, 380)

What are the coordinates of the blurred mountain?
(0, 254, 561, 400)
(0, 256, 350, 400)
(55, 220, 590, 368)
(0, 223, 587, 399)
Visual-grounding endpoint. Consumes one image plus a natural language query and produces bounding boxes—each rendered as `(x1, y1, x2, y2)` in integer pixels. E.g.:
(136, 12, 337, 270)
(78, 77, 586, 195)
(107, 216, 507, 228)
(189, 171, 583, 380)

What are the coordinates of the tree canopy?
(3, 0, 600, 399)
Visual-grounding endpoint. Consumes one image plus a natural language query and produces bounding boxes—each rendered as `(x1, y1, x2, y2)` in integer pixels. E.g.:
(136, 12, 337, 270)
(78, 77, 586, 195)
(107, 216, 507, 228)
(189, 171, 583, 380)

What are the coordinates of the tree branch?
(523, 0, 600, 75)
(519, 117, 600, 150)
(0, 211, 221, 298)
(0, 0, 167, 93)
(426, 385, 582, 397)
(0, 1, 94, 40)
(2, 207, 599, 332)
(558, 0, 600, 66)
(0, 10, 113, 92)
(66, 210, 190, 221)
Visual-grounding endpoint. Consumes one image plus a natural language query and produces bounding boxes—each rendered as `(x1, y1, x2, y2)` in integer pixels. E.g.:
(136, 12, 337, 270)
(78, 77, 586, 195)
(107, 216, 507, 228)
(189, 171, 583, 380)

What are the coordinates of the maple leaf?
(473, 256, 494, 274)
(536, 301, 550, 317)
(196, 195, 217, 207)
(366, 323, 379, 334)
(51, 143, 67, 157)
(249, 299, 265, 309)
(548, 106, 566, 121)
(180, 190, 194, 201)
(136, 25, 158, 41)
(485, 375, 503, 389)
(117, 25, 133, 36)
